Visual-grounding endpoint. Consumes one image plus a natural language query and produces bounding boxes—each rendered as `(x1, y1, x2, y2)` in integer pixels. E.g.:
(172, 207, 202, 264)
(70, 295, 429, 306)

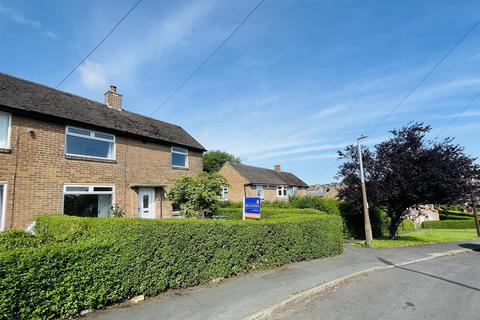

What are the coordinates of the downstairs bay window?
(63, 185, 114, 217)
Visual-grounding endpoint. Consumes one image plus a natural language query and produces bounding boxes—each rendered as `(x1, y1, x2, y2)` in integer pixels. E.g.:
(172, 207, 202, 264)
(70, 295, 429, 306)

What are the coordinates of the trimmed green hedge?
(439, 214, 473, 221)
(398, 219, 415, 232)
(423, 220, 476, 229)
(0, 213, 343, 319)
(216, 207, 324, 220)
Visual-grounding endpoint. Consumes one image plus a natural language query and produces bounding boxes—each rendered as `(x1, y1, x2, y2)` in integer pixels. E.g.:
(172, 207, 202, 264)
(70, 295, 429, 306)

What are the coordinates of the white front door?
(138, 188, 155, 219)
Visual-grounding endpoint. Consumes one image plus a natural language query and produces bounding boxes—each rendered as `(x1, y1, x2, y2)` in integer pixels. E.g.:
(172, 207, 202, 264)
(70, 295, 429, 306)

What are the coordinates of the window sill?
(65, 154, 117, 164)
(172, 166, 189, 171)
(0, 148, 11, 154)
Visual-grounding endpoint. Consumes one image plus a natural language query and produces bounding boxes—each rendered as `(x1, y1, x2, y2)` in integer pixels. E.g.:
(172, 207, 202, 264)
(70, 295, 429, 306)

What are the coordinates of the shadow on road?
(458, 243, 480, 252)
(376, 256, 480, 293)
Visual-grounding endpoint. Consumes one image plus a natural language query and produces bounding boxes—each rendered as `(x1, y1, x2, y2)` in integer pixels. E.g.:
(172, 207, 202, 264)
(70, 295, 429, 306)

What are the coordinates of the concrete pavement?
(270, 251, 480, 320)
(87, 241, 480, 320)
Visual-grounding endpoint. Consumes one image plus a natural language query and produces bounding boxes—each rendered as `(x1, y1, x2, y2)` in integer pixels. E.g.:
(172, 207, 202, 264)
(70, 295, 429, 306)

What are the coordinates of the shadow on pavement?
(376, 256, 480, 293)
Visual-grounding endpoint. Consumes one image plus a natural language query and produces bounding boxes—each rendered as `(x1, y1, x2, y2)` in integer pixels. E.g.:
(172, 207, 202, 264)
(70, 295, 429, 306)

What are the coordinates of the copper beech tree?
(337, 123, 480, 239)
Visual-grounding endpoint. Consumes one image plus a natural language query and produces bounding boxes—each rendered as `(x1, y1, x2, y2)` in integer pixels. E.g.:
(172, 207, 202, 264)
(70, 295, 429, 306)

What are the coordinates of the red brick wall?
(0, 113, 203, 229)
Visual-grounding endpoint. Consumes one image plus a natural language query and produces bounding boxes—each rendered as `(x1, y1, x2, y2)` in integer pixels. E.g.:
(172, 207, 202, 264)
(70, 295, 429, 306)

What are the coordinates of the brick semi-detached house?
(219, 163, 309, 202)
(0, 73, 205, 230)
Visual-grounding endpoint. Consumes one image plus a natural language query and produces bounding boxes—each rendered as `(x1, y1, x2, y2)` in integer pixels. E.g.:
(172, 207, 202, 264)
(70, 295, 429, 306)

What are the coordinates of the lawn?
(355, 229, 479, 248)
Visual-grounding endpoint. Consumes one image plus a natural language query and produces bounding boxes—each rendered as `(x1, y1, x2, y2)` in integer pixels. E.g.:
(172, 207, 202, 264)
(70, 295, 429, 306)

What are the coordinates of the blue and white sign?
(243, 197, 261, 219)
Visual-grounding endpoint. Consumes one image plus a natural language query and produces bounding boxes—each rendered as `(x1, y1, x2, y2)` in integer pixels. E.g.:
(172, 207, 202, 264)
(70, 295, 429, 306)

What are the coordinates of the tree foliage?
(337, 123, 479, 239)
(167, 172, 228, 218)
(203, 150, 241, 173)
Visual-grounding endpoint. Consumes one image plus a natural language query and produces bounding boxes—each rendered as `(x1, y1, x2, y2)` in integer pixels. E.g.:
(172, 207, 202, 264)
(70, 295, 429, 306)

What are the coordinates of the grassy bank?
(355, 229, 478, 248)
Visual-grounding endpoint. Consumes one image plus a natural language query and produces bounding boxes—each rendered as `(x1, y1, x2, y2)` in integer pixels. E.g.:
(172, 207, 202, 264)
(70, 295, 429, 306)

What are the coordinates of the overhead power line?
(434, 92, 480, 139)
(53, 0, 143, 90)
(149, 0, 266, 116)
(317, 16, 480, 182)
(367, 18, 480, 136)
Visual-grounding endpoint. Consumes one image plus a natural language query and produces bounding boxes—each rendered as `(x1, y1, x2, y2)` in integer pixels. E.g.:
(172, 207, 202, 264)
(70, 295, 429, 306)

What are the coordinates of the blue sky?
(0, 0, 479, 184)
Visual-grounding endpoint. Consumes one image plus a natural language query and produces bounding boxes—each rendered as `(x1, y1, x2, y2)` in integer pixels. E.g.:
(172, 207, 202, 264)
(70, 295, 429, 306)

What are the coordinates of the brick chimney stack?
(274, 164, 281, 172)
(104, 85, 122, 111)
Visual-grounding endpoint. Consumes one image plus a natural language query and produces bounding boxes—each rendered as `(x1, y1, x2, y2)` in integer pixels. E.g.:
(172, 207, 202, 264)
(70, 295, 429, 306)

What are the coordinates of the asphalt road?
(270, 251, 480, 320)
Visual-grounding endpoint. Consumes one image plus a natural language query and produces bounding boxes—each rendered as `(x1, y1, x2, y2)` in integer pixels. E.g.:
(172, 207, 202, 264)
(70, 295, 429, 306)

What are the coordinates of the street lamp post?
(357, 135, 373, 247)
(470, 178, 480, 237)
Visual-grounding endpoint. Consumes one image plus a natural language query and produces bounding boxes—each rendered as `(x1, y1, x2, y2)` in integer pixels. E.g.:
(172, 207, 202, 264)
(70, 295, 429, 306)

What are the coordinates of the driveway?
(270, 251, 480, 320)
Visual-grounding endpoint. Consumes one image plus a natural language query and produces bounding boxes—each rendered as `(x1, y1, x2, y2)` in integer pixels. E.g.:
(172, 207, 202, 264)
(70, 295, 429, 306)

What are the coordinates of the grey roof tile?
(230, 163, 308, 187)
(0, 72, 205, 151)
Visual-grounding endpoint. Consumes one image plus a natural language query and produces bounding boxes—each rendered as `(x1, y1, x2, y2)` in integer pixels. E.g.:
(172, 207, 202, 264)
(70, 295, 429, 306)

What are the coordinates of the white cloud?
(313, 105, 344, 119)
(78, 60, 109, 90)
(0, 5, 57, 39)
(103, 0, 217, 79)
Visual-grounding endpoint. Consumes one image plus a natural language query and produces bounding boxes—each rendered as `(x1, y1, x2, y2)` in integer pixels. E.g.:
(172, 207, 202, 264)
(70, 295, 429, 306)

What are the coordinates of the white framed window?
(0, 184, 6, 231)
(65, 126, 115, 160)
(171, 146, 188, 168)
(63, 184, 114, 218)
(256, 185, 264, 199)
(221, 187, 229, 201)
(277, 185, 288, 198)
(0, 111, 12, 149)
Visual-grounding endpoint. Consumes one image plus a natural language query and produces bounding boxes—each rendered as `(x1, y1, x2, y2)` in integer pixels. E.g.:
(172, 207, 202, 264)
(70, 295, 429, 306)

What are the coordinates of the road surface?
(270, 251, 480, 320)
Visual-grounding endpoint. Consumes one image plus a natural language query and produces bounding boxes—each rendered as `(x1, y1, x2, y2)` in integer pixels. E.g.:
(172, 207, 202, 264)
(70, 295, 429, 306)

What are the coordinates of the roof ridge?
(0, 72, 206, 150)
(0, 72, 184, 130)
(0, 72, 106, 109)
(232, 162, 295, 175)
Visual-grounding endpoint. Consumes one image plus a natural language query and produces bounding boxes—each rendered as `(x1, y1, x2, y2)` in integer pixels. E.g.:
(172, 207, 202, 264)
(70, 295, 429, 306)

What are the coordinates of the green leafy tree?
(167, 172, 228, 218)
(338, 123, 479, 239)
(203, 150, 241, 173)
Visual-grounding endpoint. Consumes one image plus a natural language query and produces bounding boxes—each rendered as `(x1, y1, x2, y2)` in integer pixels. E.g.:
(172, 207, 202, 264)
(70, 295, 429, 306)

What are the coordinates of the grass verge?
(354, 229, 479, 248)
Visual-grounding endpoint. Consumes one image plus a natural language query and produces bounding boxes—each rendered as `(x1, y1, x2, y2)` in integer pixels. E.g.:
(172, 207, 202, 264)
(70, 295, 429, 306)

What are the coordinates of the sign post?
(243, 197, 261, 219)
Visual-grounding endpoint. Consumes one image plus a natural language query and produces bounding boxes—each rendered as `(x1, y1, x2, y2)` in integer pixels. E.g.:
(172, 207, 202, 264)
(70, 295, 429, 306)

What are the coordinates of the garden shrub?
(217, 201, 242, 208)
(423, 220, 476, 229)
(338, 203, 388, 239)
(0, 213, 343, 319)
(398, 219, 415, 232)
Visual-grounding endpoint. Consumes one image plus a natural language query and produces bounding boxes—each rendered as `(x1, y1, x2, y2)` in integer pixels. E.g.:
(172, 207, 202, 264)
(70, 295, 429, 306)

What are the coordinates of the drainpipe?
(11, 127, 34, 228)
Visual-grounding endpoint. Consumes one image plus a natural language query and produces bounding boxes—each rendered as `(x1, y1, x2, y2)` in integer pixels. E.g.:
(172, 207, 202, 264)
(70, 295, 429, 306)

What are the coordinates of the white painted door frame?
(138, 187, 155, 219)
(0, 184, 6, 231)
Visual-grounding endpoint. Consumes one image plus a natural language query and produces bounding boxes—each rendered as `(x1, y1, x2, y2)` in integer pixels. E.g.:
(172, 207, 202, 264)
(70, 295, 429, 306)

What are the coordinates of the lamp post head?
(357, 135, 368, 142)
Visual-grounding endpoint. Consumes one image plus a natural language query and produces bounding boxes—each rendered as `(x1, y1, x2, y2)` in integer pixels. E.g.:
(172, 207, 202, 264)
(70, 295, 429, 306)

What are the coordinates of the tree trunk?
(388, 214, 401, 240)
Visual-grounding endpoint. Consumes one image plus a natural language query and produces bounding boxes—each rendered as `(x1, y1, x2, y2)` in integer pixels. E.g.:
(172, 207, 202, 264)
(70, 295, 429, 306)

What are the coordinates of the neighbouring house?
(218, 163, 308, 202)
(0, 72, 205, 230)
(404, 204, 440, 227)
(307, 183, 343, 199)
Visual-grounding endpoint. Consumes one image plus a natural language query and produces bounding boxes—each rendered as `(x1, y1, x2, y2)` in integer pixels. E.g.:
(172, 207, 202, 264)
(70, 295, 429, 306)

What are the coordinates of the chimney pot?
(104, 85, 122, 111)
(274, 164, 281, 172)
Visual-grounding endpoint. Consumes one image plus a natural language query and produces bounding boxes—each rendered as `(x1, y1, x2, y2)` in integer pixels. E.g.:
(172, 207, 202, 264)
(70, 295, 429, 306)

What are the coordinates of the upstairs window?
(0, 112, 11, 149)
(65, 126, 115, 159)
(277, 186, 287, 197)
(171, 147, 188, 168)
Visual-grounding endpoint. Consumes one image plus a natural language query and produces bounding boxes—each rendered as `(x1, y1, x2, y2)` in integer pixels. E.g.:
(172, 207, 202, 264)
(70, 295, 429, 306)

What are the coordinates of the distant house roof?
(0, 72, 205, 151)
(229, 163, 309, 187)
